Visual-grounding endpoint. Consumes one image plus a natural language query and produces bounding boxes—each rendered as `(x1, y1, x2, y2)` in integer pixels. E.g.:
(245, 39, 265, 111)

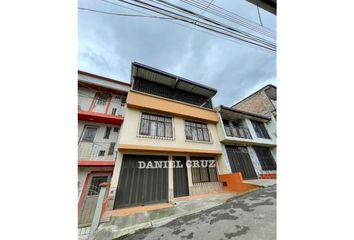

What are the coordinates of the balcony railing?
(78, 141, 117, 160)
(224, 126, 252, 139)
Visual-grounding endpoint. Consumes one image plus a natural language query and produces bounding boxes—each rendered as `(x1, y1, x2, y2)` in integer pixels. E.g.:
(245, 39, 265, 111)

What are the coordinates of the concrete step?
(243, 179, 276, 187)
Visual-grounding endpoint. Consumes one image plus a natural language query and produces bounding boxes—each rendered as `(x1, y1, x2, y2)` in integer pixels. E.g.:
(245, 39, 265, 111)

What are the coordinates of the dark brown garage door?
(113, 155, 168, 209)
(225, 145, 258, 180)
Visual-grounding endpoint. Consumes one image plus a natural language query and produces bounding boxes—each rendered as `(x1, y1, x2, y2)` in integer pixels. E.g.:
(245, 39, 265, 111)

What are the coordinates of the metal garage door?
(114, 155, 168, 209)
(225, 145, 258, 180)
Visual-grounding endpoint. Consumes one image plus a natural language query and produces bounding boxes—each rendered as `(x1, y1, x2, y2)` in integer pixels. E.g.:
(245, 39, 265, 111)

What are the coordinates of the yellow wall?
(127, 91, 219, 123)
(118, 107, 223, 153)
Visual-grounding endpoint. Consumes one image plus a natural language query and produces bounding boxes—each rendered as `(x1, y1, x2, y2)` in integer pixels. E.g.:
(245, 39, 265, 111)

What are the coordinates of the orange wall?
(219, 173, 258, 193)
(127, 91, 219, 123)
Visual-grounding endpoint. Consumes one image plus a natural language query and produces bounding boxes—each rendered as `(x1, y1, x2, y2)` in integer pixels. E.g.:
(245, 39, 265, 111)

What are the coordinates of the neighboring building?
(215, 105, 276, 180)
(106, 62, 228, 211)
(231, 84, 276, 138)
(77, 70, 130, 227)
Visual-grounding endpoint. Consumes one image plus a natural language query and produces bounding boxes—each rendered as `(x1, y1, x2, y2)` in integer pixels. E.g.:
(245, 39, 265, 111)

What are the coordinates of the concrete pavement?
(116, 185, 276, 240)
(93, 192, 249, 240)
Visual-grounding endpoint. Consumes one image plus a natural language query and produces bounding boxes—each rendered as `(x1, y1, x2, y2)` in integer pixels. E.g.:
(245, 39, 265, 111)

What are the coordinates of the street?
(118, 185, 276, 240)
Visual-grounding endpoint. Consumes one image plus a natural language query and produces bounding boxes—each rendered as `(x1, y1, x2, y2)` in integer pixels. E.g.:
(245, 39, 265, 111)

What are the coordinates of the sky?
(78, 0, 276, 106)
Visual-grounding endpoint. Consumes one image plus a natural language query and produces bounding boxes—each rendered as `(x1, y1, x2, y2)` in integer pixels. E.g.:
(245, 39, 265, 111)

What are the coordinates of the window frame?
(104, 127, 112, 139)
(185, 120, 211, 142)
(82, 126, 98, 142)
(251, 120, 271, 139)
(138, 112, 173, 138)
(96, 94, 110, 106)
(190, 157, 218, 183)
(253, 147, 276, 170)
(108, 142, 115, 156)
(98, 150, 105, 157)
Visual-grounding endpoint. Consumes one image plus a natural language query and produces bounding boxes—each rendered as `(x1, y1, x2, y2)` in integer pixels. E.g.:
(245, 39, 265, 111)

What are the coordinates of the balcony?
(224, 126, 252, 139)
(78, 109, 124, 125)
(78, 141, 117, 166)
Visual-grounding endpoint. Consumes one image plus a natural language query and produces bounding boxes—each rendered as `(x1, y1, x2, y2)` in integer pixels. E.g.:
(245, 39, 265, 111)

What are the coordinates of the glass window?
(190, 157, 218, 183)
(108, 142, 115, 155)
(104, 127, 112, 139)
(82, 126, 97, 142)
(139, 112, 173, 138)
(251, 120, 270, 139)
(96, 94, 109, 105)
(185, 120, 210, 142)
(254, 147, 276, 170)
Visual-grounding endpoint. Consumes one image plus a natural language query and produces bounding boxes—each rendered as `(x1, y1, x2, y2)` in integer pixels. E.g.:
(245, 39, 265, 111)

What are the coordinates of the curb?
(111, 188, 260, 239)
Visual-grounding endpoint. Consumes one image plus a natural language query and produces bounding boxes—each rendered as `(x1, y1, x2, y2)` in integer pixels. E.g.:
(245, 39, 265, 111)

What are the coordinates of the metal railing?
(78, 141, 117, 160)
(224, 126, 252, 139)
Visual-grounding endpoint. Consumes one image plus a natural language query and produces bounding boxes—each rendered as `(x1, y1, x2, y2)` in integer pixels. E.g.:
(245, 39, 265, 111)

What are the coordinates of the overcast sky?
(78, 0, 276, 106)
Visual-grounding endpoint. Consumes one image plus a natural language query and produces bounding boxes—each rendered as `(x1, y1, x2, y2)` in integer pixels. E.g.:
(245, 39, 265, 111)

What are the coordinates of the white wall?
(78, 73, 130, 92)
(78, 121, 120, 161)
(78, 86, 126, 116)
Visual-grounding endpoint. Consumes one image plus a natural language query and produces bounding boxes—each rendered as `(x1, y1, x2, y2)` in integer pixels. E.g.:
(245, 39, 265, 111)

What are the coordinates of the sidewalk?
(92, 191, 257, 240)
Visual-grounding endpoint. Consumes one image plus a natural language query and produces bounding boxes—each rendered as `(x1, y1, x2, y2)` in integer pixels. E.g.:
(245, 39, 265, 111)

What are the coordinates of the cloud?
(78, 0, 276, 107)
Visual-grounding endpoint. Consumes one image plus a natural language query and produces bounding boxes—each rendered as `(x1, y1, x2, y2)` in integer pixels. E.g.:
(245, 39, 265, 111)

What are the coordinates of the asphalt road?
(118, 185, 276, 240)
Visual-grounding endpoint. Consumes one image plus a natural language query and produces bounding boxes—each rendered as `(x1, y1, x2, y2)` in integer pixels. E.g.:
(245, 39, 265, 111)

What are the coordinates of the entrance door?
(114, 155, 168, 209)
(173, 156, 189, 198)
(78, 175, 110, 227)
(225, 145, 258, 180)
(92, 93, 110, 113)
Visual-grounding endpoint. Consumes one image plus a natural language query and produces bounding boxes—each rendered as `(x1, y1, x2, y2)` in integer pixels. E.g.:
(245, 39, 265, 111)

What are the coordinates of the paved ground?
(116, 185, 276, 240)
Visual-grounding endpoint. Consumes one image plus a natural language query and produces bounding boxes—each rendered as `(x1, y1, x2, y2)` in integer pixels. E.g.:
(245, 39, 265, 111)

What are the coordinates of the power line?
(194, 0, 214, 24)
(183, 0, 275, 34)
(148, 0, 275, 46)
(78, 6, 173, 19)
(115, 0, 276, 51)
(98, 0, 276, 52)
(255, 0, 263, 26)
(178, 0, 275, 38)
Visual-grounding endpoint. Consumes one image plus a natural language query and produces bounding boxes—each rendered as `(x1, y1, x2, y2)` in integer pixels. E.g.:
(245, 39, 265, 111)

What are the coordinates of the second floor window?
(104, 127, 112, 139)
(97, 94, 109, 105)
(185, 120, 210, 142)
(251, 120, 270, 139)
(82, 126, 98, 142)
(222, 119, 252, 139)
(139, 113, 173, 138)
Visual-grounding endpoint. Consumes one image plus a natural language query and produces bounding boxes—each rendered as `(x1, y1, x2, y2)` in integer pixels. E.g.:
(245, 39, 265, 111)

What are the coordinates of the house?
(215, 105, 277, 180)
(232, 84, 277, 138)
(77, 70, 130, 227)
(105, 62, 229, 212)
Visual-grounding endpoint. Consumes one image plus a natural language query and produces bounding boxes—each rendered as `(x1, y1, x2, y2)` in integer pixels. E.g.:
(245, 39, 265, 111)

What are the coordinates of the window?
(82, 126, 97, 142)
(108, 142, 115, 155)
(111, 108, 117, 115)
(254, 147, 276, 170)
(104, 127, 112, 139)
(139, 113, 172, 138)
(190, 157, 218, 183)
(88, 176, 108, 196)
(98, 150, 105, 156)
(113, 127, 119, 132)
(121, 97, 126, 107)
(185, 120, 210, 142)
(251, 120, 270, 139)
(96, 94, 109, 105)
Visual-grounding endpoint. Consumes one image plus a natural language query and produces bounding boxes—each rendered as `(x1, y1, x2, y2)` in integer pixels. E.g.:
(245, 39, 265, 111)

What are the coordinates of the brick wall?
(232, 90, 274, 116)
